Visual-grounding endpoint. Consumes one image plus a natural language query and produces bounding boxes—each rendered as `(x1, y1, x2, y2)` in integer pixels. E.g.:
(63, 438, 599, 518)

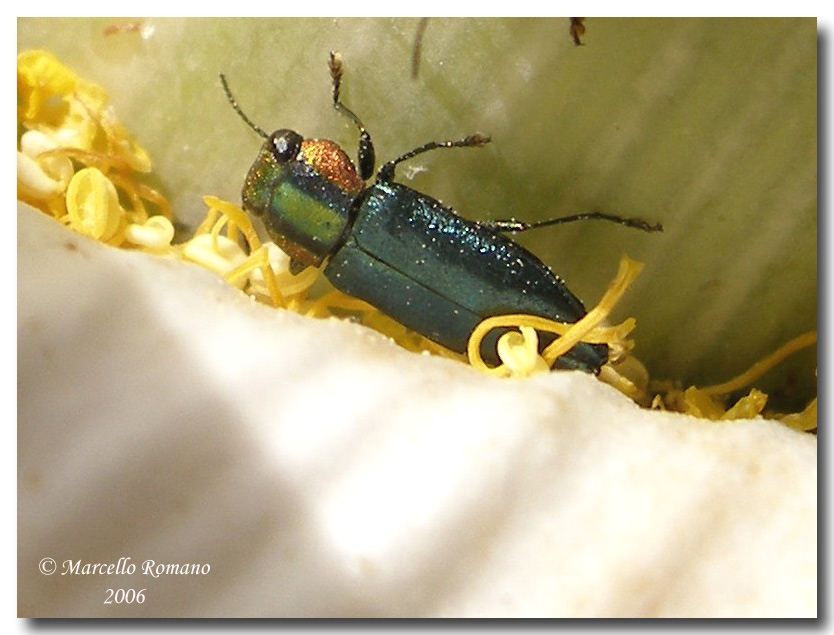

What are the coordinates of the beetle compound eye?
(269, 130, 303, 162)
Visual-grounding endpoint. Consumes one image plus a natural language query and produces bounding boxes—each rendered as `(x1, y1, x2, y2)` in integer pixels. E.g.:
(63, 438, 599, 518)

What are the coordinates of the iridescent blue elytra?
(327, 180, 605, 371)
(220, 53, 659, 372)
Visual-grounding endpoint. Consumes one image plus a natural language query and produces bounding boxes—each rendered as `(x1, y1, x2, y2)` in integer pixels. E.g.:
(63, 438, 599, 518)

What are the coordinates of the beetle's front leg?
(329, 51, 375, 180)
(377, 134, 491, 183)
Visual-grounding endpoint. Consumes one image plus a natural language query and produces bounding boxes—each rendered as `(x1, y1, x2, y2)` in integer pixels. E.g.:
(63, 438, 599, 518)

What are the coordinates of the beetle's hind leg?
(481, 211, 663, 234)
(377, 133, 491, 183)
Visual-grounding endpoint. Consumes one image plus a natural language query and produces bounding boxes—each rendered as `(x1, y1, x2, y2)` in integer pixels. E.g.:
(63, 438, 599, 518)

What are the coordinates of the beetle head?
(221, 74, 365, 271)
(241, 131, 364, 270)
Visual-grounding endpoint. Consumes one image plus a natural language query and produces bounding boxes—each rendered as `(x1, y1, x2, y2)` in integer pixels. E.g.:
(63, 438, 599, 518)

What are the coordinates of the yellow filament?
(541, 257, 643, 365)
(225, 245, 286, 308)
(699, 331, 817, 396)
(202, 195, 262, 252)
(467, 256, 643, 373)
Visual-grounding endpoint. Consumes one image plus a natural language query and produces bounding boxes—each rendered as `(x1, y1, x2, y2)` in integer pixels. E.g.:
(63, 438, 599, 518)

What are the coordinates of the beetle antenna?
(220, 73, 268, 140)
(328, 52, 375, 180)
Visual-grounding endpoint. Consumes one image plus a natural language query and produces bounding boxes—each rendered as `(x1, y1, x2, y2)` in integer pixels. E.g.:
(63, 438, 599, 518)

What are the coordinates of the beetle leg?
(328, 51, 375, 181)
(377, 133, 491, 183)
(569, 17, 586, 46)
(481, 211, 663, 233)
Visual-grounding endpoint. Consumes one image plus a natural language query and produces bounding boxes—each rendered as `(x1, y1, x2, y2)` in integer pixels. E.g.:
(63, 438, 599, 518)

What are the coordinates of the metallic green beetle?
(222, 53, 659, 372)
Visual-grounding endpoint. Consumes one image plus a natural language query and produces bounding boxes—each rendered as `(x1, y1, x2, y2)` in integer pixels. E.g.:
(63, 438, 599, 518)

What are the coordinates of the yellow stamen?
(496, 326, 550, 378)
(541, 257, 643, 365)
(124, 216, 175, 252)
(467, 256, 642, 373)
(181, 234, 248, 283)
(202, 195, 262, 252)
(65, 167, 125, 242)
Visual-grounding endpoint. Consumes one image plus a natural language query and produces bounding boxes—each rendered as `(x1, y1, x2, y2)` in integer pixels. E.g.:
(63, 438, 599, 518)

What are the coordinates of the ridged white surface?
(18, 205, 816, 617)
